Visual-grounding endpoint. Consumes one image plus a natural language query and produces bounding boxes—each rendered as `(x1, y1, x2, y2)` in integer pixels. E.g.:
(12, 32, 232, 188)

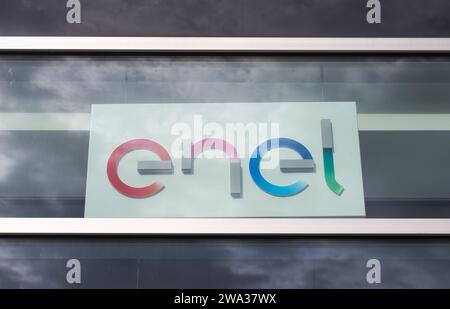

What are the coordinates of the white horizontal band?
(357, 114, 450, 131)
(0, 113, 449, 131)
(0, 37, 449, 52)
(0, 218, 448, 235)
(0, 113, 91, 131)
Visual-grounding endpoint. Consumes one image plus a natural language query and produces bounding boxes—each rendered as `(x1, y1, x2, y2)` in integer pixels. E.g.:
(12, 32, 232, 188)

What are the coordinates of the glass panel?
(0, 55, 449, 218)
(0, 237, 449, 288)
(1, 0, 449, 37)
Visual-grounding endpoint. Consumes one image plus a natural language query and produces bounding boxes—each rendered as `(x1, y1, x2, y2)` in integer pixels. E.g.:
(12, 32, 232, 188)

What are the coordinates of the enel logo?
(107, 119, 344, 199)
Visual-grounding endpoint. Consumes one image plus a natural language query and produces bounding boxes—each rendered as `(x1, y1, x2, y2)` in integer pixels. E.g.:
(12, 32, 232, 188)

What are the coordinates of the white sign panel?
(85, 102, 365, 217)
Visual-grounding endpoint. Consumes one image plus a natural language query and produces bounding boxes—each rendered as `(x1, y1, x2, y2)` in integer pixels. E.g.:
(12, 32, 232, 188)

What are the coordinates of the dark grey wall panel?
(0, 0, 449, 37)
(0, 238, 449, 288)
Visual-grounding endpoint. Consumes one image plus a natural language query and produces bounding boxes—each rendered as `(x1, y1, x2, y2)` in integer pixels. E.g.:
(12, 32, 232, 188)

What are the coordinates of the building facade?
(0, 0, 449, 288)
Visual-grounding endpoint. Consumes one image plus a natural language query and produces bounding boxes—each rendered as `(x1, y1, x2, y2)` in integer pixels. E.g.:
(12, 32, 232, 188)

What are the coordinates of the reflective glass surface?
(0, 237, 449, 288)
(1, 0, 450, 37)
(0, 55, 449, 217)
